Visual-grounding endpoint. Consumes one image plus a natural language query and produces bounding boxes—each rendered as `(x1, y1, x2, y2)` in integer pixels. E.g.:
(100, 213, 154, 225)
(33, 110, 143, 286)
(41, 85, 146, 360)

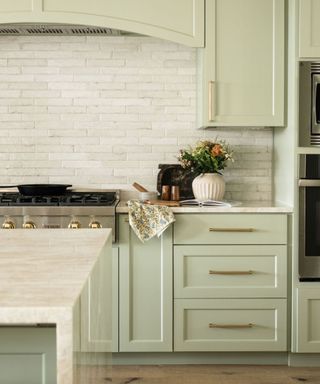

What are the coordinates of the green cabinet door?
(80, 237, 116, 353)
(296, 288, 320, 352)
(299, 0, 320, 57)
(118, 214, 173, 352)
(0, 327, 56, 384)
(200, 0, 285, 127)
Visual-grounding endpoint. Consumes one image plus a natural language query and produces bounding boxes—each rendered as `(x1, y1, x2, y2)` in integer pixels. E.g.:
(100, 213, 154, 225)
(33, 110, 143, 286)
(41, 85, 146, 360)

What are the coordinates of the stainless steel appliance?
(0, 190, 119, 242)
(299, 155, 320, 280)
(299, 61, 320, 146)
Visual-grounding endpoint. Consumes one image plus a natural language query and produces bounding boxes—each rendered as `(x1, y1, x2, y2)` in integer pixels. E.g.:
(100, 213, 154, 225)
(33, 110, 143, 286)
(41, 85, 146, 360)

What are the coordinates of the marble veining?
(0, 229, 112, 384)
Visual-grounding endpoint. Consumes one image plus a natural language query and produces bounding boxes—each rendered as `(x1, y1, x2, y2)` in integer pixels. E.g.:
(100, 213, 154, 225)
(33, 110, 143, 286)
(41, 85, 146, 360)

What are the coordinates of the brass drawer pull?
(209, 323, 254, 329)
(209, 270, 254, 275)
(209, 227, 255, 232)
(208, 80, 215, 121)
(124, 218, 129, 223)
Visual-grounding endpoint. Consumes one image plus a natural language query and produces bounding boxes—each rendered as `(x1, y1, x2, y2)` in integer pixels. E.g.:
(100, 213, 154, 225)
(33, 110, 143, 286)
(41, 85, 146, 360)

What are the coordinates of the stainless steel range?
(0, 190, 119, 242)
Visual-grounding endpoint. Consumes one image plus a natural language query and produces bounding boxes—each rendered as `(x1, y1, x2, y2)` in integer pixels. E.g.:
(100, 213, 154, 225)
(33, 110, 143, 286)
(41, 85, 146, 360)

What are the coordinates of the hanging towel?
(127, 200, 175, 243)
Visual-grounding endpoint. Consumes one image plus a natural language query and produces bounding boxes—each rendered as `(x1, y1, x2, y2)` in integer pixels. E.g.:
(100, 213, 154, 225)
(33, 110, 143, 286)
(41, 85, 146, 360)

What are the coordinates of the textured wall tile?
(0, 36, 273, 201)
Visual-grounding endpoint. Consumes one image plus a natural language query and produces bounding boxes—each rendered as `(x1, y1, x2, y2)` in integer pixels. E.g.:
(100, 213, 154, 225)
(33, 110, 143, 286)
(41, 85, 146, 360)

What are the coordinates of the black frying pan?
(0, 184, 72, 196)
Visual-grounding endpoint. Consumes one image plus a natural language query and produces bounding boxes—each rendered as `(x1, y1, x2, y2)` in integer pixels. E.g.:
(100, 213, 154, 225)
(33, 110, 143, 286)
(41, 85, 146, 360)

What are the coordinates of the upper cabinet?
(199, 0, 285, 127)
(0, 0, 204, 48)
(299, 0, 320, 58)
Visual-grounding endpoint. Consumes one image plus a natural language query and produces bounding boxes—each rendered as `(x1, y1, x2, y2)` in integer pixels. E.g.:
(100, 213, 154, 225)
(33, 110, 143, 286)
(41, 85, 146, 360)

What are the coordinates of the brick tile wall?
(0, 35, 272, 201)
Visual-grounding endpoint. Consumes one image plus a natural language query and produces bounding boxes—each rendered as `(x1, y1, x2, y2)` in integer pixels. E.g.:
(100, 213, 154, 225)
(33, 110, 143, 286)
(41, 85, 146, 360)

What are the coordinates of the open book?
(179, 199, 233, 207)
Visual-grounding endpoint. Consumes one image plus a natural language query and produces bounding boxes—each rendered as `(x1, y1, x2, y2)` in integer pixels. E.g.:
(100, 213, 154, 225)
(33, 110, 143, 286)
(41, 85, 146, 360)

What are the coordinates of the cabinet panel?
(0, 327, 56, 384)
(201, 0, 284, 126)
(174, 214, 287, 245)
(297, 288, 320, 352)
(174, 245, 287, 298)
(81, 237, 114, 352)
(119, 215, 172, 352)
(299, 0, 320, 57)
(174, 298, 287, 351)
(42, 0, 204, 47)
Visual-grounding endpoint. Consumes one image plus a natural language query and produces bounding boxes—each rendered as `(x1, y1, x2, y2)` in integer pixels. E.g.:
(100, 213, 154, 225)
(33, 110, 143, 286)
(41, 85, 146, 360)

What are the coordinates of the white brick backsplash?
(0, 36, 272, 200)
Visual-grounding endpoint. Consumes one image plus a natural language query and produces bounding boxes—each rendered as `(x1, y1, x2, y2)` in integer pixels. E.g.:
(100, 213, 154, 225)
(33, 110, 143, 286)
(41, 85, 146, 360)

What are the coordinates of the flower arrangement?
(178, 139, 233, 175)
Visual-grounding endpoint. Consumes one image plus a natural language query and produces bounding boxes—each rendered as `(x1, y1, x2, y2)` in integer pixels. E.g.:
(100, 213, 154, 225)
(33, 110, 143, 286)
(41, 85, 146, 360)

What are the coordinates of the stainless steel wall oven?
(299, 154, 320, 280)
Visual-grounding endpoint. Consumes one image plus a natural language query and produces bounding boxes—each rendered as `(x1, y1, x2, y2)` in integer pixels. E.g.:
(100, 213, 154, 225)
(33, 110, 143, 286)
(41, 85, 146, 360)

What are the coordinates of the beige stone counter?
(116, 200, 293, 213)
(0, 229, 112, 384)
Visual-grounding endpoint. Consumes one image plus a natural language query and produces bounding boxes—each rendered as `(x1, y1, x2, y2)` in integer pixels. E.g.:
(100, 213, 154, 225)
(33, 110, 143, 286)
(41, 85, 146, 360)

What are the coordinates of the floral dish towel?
(127, 200, 175, 243)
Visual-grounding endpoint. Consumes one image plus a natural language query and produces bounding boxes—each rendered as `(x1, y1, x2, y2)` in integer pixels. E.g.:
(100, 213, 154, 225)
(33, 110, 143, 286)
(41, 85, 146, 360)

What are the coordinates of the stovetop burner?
(0, 192, 117, 207)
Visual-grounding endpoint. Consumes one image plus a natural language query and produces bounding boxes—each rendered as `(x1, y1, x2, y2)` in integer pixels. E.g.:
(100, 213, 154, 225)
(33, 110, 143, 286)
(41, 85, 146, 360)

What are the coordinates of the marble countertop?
(116, 200, 293, 213)
(0, 229, 112, 384)
(0, 229, 111, 308)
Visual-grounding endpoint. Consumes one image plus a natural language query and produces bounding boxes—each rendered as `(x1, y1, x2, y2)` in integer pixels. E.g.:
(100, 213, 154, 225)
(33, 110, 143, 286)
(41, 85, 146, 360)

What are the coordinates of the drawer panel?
(174, 245, 287, 298)
(174, 299, 287, 352)
(173, 214, 287, 245)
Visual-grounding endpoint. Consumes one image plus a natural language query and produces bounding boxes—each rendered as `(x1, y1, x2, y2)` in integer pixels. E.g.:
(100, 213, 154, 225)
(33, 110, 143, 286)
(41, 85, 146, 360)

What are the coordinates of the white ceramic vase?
(192, 173, 225, 201)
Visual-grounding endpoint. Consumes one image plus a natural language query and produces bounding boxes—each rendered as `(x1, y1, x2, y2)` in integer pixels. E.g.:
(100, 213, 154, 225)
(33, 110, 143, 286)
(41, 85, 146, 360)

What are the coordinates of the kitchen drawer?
(174, 298, 287, 352)
(174, 214, 287, 245)
(174, 245, 287, 298)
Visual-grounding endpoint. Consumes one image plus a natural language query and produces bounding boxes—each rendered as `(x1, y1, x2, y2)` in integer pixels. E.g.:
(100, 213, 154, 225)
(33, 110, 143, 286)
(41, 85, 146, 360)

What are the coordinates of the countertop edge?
(116, 202, 293, 214)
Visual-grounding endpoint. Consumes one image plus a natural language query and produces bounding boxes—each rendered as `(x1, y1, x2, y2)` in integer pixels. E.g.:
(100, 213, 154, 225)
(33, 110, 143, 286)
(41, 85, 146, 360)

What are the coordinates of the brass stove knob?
(68, 220, 81, 229)
(23, 221, 37, 229)
(89, 220, 102, 229)
(2, 220, 16, 229)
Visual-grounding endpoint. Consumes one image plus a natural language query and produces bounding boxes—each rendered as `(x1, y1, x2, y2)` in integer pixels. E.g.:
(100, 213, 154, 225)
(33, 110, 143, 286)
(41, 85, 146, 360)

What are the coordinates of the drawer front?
(174, 245, 287, 298)
(174, 214, 287, 245)
(174, 299, 287, 352)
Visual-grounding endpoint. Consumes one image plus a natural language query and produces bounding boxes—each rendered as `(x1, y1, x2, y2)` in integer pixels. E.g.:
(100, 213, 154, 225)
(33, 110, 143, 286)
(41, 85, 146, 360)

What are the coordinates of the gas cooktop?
(0, 191, 118, 206)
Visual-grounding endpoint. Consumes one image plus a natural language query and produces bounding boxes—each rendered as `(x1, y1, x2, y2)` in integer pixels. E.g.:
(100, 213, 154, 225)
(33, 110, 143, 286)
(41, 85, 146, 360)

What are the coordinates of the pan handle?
(0, 185, 17, 188)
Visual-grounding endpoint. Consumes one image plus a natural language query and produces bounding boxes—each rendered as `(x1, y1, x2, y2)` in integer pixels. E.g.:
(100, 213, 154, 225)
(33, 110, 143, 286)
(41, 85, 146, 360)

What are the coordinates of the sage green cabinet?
(0, 0, 204, 48)
(200, 0, 285, 127)
(174, 213, 287, 245)
(299, 0, 320, 58)
(174, 298, 287, 352)
(174, 245, 287, 299)
(296, 288, 320, 352)
(80, 238, 117, 353)
(173, 213, 288, 352)
(118, 214, 172, 352)
(0, 327, 56, 384)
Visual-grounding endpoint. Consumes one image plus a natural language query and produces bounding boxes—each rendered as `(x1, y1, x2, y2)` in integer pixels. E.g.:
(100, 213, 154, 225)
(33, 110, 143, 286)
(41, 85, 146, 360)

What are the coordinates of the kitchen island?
(0, 229, 112, 384)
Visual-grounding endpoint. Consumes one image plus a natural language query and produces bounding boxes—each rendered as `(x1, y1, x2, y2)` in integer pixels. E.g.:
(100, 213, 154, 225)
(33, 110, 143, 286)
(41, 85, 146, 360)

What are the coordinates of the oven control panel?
(0, 214, 115, 241)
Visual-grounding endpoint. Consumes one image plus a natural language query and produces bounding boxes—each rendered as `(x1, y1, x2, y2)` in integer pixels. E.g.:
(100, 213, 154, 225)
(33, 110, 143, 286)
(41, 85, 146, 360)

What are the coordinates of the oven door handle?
(299, 179, 320, 187)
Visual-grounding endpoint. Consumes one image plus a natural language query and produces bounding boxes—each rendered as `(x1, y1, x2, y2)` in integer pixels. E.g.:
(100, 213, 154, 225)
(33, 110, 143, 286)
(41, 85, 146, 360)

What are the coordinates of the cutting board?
(144, 199, 180, 207)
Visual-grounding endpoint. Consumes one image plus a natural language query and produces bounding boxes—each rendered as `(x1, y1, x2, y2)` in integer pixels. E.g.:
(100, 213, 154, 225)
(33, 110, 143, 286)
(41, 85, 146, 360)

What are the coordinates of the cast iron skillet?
(0, 184, 72, 196)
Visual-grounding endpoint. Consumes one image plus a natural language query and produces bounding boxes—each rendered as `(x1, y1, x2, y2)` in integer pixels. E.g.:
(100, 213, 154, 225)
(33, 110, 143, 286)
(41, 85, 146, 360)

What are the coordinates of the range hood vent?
(0, 27, 20, 35)
(0, 24, 135, 36)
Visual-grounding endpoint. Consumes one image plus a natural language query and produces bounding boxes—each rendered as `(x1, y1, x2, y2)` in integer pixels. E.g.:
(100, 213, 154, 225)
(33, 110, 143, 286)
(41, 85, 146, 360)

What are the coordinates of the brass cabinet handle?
(208, 80, 215, 121)
(124, 218, 129, 223)
(209, 270, 254, 275)
(209, 227, 255, 232)
(209, 323, 254, 329)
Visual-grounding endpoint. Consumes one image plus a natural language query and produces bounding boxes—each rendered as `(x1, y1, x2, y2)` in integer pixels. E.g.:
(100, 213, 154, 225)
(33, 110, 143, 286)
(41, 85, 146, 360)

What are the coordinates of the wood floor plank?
(110, 365, 320, 384)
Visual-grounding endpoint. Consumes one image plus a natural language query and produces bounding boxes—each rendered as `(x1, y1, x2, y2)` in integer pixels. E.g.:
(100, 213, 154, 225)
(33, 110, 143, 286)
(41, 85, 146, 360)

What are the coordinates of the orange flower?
(211, 144, 223, 157)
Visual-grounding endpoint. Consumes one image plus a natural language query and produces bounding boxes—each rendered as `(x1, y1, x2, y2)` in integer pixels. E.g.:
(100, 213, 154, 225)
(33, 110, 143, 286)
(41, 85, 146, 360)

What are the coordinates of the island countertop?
(0, 229, 111, 308)
(0, 228, 112, 384)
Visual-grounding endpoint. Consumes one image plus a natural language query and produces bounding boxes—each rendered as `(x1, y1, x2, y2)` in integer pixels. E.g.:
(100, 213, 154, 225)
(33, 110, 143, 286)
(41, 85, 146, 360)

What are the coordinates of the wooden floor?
(104, 365, 320, 384)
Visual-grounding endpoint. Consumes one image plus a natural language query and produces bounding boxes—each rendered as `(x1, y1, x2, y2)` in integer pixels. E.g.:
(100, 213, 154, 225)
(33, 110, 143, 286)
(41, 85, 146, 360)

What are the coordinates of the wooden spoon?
(132, 182, 148, 192)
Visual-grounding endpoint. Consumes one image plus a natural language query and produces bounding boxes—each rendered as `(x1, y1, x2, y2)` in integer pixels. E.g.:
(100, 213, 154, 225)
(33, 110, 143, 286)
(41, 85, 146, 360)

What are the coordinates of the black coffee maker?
(157, 164, 196, 200)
